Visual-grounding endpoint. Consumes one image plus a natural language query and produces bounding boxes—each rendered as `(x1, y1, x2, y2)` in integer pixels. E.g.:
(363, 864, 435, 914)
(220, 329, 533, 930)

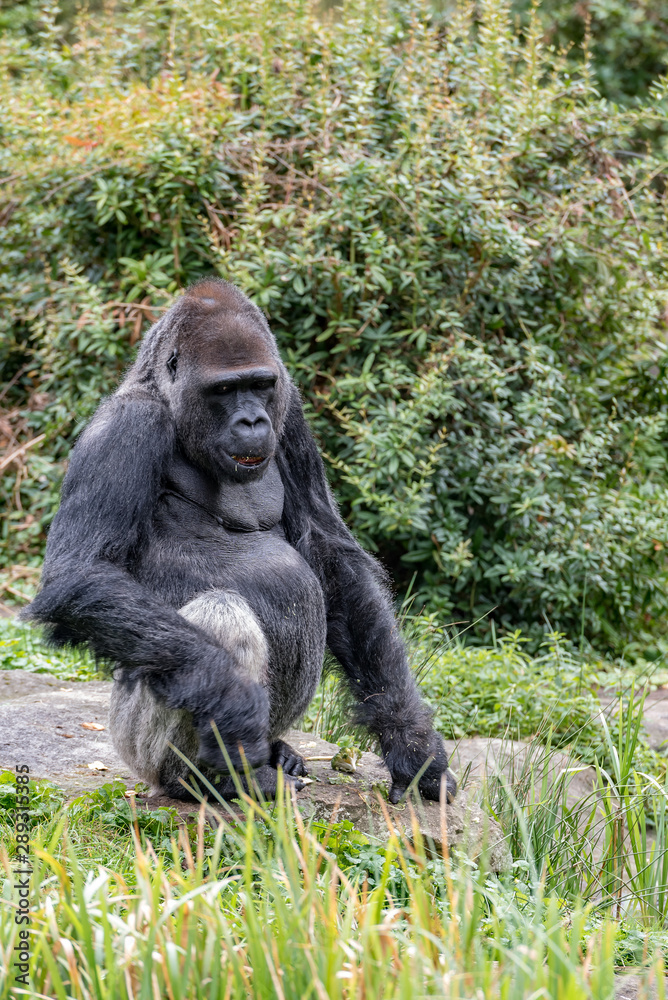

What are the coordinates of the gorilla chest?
(146, 458, 325, 626)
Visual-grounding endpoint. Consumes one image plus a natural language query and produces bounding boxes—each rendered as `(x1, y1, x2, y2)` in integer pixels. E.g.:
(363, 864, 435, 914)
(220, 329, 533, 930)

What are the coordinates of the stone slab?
(636, 689, 668, 752)
(0, 669, 133, 793)
(283, 730, 512, 872)
(599, 687, 668, 753)
(614, 973, 668, 1000)
(443, 736, 598, 808)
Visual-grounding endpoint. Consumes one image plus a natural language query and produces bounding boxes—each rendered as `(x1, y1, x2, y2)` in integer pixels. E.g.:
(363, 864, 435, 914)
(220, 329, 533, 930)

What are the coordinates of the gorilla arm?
(25, 393, 270, 772)
(277, 390, 456, 804)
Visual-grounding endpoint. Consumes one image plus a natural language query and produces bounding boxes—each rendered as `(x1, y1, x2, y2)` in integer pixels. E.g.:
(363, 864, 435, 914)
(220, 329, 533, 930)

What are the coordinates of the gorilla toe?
(255, 763, 305, 796)
(159, 778, 205, 802)
(388, 782, 407, 805)
(270, 739, 308, 777)
(181, 764, 305, 801)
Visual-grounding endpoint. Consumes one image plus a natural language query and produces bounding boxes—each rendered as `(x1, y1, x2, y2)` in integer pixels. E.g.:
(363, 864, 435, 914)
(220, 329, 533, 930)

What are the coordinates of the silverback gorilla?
(25, 279, 456, 804)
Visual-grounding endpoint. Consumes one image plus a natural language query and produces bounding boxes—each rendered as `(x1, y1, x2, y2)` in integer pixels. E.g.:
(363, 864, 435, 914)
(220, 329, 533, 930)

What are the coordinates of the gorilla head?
(138, 280, 290, 483)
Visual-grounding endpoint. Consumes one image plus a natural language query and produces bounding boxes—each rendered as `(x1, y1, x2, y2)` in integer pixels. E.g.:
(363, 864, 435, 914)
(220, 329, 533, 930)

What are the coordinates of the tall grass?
(1, 596, 667, 991)
(484, 691, 668, 927)
(0, 778, 649, 1000)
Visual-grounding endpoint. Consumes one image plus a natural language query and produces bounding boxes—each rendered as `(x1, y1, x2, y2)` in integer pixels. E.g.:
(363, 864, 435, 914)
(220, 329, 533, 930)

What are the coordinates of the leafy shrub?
(0, 616, 96, 678)
(1, 0, 668, 657)
(305, 623, 665, 778)
(421, 631, 663, 772)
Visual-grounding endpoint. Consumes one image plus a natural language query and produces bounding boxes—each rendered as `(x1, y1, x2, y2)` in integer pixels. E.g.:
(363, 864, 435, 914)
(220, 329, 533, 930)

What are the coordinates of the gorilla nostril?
(237, 415, 269, 431)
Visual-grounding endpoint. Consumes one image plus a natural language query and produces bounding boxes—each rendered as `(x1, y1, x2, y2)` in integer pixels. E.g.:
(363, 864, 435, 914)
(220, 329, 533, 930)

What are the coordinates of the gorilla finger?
(275, 756, 297, 776)
(294, 756, 308, 777)
(389, 782, 408, 805)
(270, 740, 308, 776)
(443, 771, 457, 803)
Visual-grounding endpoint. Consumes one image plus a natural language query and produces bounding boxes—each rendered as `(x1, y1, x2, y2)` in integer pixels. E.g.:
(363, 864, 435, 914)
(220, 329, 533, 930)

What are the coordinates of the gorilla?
(25, 279, 456, 805)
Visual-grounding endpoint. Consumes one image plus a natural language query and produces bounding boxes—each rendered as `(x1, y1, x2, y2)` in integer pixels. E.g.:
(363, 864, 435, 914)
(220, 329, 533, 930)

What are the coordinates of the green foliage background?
(1, 0, 668, 658)
(515, 0, 668, 104)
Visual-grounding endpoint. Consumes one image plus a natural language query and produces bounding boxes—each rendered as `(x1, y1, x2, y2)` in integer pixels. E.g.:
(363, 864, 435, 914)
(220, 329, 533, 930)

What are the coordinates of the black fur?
(25, 279, 456, 804)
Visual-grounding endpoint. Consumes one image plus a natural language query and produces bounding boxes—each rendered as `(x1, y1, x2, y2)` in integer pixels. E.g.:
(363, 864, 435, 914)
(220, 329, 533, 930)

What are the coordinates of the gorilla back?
(27, 279, 456, 804)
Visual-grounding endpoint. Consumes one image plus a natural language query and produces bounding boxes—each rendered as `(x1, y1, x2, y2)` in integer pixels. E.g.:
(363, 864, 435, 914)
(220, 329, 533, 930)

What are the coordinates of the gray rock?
(614, 973, 668, 1000)
(0, 669, 132, 793)
(643, 689, 668, 752)
(443, 736, 598, 808)
(598, 687, 668, 754)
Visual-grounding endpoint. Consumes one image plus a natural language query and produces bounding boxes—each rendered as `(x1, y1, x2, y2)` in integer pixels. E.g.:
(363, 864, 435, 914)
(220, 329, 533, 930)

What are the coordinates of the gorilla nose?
(238, 415, 268, 431)
(231, 414, 272, 453)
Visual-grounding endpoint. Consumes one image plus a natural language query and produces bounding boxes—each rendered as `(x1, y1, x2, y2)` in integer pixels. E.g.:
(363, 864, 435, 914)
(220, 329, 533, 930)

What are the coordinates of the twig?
(0, 364, 31, 405)
(44, 166, 108, 200)
(267, 151, 334, 197)
(3, 585, 31, 602)
(0, 433, 46, 474)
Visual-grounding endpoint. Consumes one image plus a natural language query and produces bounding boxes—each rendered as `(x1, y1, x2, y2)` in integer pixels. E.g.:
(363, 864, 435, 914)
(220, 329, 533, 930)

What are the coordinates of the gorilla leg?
(109, 672, 200, 798)
(180, 590, 269, 683)
(110, 589, 281, 799)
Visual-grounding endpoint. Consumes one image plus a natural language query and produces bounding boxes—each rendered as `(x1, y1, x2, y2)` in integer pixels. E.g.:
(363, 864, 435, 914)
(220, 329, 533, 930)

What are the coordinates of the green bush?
(1, 0, 668, 657)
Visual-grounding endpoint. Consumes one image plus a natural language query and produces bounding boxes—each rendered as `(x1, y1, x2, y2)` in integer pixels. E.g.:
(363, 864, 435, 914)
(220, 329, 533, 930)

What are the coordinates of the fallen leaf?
(60, 733, 74, 739)
(87, 761, 109, 771)
(82, 722, 105, 731)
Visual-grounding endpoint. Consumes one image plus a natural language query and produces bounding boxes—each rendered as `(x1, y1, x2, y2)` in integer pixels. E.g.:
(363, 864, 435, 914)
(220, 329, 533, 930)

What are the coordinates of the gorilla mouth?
(231, 454, 265, 467)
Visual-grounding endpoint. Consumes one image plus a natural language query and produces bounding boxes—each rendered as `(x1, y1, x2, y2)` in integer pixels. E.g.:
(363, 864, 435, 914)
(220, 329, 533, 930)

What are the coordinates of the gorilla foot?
(417, 767, 458, 805)
(254, 763, 305, 796)
(164, 764, 305, 802)
(158, 776, 209, 802)
(270, 739, 308, 777)
(383, 728, 458, 806)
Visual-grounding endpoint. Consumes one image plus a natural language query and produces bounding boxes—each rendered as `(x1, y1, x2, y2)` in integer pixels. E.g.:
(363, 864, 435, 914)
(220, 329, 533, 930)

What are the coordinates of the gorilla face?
(198, 364, 279, 479)
(165, 291, 282, 483)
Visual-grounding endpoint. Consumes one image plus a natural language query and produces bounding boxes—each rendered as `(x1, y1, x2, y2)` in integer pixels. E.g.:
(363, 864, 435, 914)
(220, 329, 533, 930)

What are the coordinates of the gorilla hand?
(381, 729, 456, 805)
(194, 679, 270, 774)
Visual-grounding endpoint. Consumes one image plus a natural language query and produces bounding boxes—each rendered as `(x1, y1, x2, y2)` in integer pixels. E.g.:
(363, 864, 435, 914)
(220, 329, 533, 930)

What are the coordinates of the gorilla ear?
(166, 349, 179, 381)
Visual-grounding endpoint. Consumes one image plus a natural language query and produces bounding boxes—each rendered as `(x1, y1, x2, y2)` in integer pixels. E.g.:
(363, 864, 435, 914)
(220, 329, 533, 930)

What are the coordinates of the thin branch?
(0, 433, 46, 474)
